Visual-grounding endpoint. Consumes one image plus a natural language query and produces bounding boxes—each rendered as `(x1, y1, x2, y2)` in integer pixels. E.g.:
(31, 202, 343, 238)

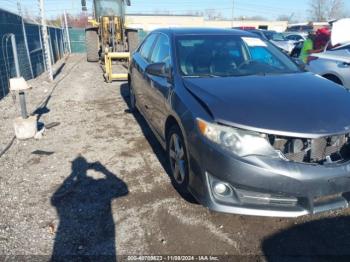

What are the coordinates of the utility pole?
(10, 35, 21, 78)
(231, 0, 234, 28)
(289, 12, 295, 23)
(17, 0, 34, 78)
(64, 10, 72, 54)
(38, 0, 53, 81)
(60, 15, 66, 54)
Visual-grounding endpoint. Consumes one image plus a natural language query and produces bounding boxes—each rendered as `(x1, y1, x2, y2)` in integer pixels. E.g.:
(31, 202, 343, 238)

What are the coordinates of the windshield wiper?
(226, 72, 267, 77)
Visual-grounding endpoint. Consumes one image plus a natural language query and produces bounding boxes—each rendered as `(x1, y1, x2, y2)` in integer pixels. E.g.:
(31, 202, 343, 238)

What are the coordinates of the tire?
(86, 29, 99, 62)
(127, 31, 139, 54)
(166, 125, 189, 192)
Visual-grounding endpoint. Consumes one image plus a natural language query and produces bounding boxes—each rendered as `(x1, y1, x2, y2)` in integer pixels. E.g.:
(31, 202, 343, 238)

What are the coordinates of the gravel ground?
(1, 54, 350, 261)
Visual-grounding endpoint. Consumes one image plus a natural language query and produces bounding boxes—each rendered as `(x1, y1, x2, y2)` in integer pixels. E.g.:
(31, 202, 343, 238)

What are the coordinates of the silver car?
(249, 30, 296, 54)
(307, 43, 350, 89)
(284, 32, 307, 42)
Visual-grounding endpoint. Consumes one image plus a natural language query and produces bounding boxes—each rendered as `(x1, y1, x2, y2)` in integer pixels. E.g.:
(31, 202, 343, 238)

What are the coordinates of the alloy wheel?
(169, 133, 186, 184)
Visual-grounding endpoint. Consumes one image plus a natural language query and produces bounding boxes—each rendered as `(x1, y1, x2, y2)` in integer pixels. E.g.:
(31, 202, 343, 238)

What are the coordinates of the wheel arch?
(165, 115, 180, 140)
(322, 73, 344, 85)
(164, 113, 191, 160)
(164, 113, 189, 149)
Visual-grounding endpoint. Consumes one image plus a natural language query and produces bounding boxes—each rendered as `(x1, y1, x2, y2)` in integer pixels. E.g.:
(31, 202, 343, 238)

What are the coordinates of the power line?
(0, 0, 305, 20)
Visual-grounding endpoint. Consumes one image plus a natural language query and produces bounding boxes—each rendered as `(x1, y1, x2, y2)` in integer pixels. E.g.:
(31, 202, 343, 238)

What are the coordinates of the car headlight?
(197, 118, 279, 157)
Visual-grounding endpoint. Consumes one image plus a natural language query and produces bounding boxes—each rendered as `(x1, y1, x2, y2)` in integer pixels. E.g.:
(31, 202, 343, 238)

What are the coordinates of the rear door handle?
(343, 62, 350, 66)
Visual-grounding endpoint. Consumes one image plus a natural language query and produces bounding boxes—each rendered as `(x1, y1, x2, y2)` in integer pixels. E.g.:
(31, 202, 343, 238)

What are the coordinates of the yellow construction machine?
(82, 0, 138, 82)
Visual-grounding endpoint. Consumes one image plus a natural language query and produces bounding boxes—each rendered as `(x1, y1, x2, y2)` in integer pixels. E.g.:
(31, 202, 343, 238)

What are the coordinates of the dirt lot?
(1, 55, 350, 261)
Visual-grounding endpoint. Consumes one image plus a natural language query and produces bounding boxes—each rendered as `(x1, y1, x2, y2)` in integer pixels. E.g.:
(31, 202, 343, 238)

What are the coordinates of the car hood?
(331, 18, 350, 46)
(183, 72, 350, 138)
(315, 49, 350, 63)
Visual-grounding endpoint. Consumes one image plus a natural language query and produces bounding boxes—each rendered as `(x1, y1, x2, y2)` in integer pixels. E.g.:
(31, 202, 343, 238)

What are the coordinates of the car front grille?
(269, 134, 350, 164)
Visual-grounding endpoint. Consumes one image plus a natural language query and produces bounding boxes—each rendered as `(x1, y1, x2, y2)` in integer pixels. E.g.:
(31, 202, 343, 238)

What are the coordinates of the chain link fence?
(0, 8, 69, 100)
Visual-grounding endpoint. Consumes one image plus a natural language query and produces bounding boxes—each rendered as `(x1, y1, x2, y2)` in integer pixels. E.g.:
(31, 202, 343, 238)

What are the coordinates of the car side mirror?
(146, 62, 171, 80)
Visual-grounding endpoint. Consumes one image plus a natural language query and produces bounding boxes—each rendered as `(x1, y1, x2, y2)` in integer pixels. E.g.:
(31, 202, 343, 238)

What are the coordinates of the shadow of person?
(119, 83, 197, 204)
(51, 156, 128, 261)
(262, 215, 350, 262)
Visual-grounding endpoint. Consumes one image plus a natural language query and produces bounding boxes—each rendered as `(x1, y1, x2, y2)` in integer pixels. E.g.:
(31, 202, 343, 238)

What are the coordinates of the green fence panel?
(69, 28, 86, 53)
(68, 28, 148, 54)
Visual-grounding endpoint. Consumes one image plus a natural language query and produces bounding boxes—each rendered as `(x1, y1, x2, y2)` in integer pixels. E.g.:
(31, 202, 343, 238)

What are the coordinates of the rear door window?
(286, 35, 298, 41)
(150, 34, 171, 67)
(140, 33, 158, 61)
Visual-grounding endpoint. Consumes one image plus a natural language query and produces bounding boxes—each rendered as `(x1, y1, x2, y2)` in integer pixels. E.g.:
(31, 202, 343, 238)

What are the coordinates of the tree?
(308, 0, 345, 21)
(67, 12, 89, 28)
(308, 0, 327, 21)
(204, 9, 223, 20)
(277, 14, 299, 23)
(22, 7, 40, 23)
(328, 0, 345, 19)
(248, 15, 268, 21)
(185, 10, 203, 16)
(277, 15, 290, 21)
(236, 15, 268, 21)
(47, 16, 62, 27)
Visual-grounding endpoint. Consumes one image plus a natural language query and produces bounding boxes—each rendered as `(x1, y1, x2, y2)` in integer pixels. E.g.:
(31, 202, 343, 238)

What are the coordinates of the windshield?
(176, 34, 301, 78)
(264, 32, 286, 41)
(94, 0, 125, 17)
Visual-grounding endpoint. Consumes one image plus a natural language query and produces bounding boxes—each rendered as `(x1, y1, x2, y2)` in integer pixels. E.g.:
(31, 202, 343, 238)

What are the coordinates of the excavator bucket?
(104, 50, 130, 82)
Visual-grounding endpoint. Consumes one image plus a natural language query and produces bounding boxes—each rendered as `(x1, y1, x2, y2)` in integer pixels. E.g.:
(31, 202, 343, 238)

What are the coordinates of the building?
(126, 14, 288, 32)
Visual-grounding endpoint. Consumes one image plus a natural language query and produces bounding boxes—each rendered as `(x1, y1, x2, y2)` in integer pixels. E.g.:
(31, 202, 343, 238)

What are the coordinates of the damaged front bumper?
(188, 136, 350, 218)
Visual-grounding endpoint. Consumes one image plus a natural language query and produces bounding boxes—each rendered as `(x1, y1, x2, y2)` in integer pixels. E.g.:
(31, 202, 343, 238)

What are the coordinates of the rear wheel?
(86, 29, 99, 62)
(167, 125, 189, 191)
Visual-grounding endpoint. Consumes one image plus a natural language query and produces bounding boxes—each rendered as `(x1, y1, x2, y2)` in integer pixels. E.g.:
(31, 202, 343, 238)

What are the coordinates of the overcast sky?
(2, 0, 350, 21)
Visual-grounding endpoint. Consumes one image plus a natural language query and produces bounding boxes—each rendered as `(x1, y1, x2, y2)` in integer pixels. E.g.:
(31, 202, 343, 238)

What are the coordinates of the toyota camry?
(128, 28, 350, 217)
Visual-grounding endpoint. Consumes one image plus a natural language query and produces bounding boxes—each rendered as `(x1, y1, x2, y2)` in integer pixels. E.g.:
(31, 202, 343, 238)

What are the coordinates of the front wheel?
(167, 125, 189, 192)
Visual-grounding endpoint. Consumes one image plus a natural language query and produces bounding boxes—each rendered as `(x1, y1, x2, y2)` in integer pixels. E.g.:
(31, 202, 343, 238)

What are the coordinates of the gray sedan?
(128, 28, 350, 217)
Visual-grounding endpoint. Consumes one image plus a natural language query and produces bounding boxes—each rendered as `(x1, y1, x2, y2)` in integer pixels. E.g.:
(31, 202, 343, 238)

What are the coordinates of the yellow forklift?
(82, 0, 139, 81)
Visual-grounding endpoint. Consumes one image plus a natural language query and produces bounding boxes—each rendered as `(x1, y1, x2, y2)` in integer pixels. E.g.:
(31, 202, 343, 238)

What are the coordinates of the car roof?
(284, 32, 307, 35)
(151, 27, 257, 37)
(247, 29, 278, 35)
(249, 29, 264, 33)
(262, 30, 277, 33)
